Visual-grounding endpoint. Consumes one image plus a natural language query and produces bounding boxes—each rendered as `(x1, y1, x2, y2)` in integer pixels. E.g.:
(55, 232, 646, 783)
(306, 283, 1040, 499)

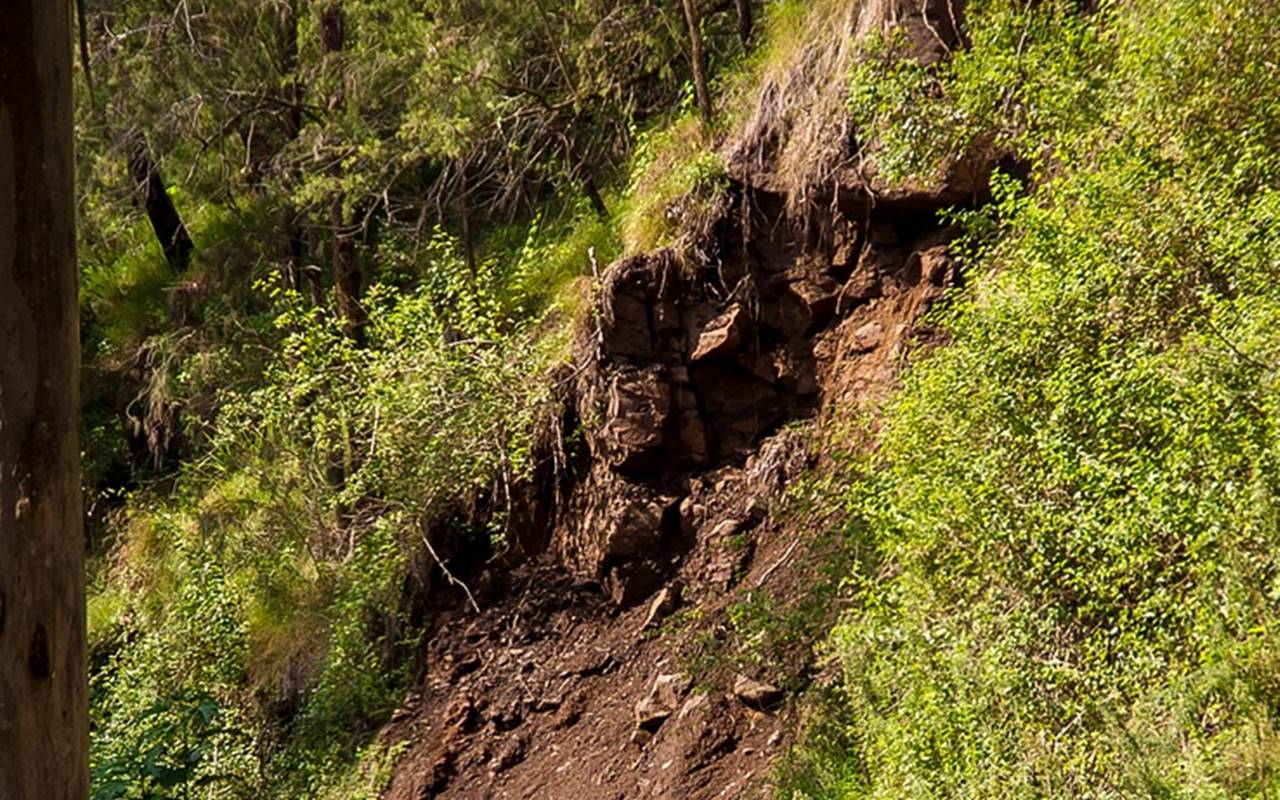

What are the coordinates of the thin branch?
(420, 529, 481, 614)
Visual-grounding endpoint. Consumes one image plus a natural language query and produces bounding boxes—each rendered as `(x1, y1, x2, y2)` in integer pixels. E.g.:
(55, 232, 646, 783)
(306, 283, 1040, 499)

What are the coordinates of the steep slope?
(379, 3, 992, 796)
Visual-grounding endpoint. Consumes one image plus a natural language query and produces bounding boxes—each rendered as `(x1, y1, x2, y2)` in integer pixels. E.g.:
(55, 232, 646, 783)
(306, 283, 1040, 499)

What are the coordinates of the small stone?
(634, 672, 691, 732)
(709, 518, 742, 540)
(679, 496, 706, 539)
(732, 674, 783, 710)
(634, 696, 672, 733)
(850, 320, 884, 352)
(919, 247, 952, 286)
(531, 696, 562, 713)
(642, 585, 682, 631)
(676, 691, 709, 720)
(490, 734, 529, 776)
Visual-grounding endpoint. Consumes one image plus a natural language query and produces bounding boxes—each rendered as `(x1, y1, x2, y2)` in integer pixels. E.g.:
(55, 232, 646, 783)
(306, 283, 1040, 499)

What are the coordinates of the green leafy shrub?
(785, 0, 1280, 796)
(92, 694, 248, 800)
(88, 222, 580, 797)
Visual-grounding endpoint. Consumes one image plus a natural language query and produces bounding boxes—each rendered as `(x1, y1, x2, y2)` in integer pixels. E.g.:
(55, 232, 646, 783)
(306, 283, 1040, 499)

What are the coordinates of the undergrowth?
(85, 201, 607, 797)
(782, 0, 1280, 796)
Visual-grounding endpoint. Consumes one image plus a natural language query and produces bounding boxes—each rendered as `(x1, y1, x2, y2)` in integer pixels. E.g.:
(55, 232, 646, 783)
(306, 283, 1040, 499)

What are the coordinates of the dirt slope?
(380, 3, 986, 797)
(380, 183, 981, 798)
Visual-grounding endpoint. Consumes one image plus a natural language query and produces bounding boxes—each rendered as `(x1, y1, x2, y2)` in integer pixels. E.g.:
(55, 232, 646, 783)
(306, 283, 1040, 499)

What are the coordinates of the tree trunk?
(581, 171, 609, 219)
(734, 0, 753, 50)
(279, 0, 317, 300)
(127, 138, 194, 272)
(329, 197, 366, 346)
(0, 3, 89, 799)
(74, 0, 191, 274)
(322, 2, 366, 345)
(681, 0, 714, 127)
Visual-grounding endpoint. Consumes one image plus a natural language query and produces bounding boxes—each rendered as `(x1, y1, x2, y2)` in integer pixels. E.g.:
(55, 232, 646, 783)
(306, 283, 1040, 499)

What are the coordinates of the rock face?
(732, 675, 784, 710)
(537, 171, 972, 603)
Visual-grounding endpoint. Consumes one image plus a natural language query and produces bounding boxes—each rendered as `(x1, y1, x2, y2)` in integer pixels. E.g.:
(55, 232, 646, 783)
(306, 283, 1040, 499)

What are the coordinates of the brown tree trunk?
(734, 0, 753, 50)
(75, 0, 191, 274)
(581, 170, 609, 219)
(0, 2, 89, 798)
(681, 0, 713, 127)
(279, 0, 317, 301)
(329, 197, 366, 346)
(561, 132, 609, 219)
(127, 137, 194, 272)
(321, 2, 366, 345)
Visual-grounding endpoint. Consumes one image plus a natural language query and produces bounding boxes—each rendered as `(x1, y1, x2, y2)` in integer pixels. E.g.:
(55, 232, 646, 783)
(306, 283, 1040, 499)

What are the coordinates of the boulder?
(690, 304, 747, 362)
(784, 269, 841, 330)
(599, 366, 670, 472)
(551, 466, 676, 586)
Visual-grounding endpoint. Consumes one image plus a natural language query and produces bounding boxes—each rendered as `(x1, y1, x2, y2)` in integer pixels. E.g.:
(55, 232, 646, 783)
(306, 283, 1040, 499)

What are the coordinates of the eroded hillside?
(377, 2, 994, 795)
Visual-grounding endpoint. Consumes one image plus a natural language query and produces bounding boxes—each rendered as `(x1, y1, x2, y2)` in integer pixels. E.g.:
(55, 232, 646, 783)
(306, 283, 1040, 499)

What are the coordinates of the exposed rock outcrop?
(544, 169, 976, 604)
(382, 1, 992, 796)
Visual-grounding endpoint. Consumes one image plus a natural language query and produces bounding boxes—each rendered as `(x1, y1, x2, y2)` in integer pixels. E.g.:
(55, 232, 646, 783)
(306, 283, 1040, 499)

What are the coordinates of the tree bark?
(734, 0, 753, 50)
(675, 0, 716, 126)
(581, 171, 609, 219)
(127, 138, 194, 272)
(0, 2, 89, 799)
(681, 0, 714, 127)
(322, 2, 366, 345)
(279, 0, 318, 301)
(329, 197, 366, 346)
(74, 0, 191, 273)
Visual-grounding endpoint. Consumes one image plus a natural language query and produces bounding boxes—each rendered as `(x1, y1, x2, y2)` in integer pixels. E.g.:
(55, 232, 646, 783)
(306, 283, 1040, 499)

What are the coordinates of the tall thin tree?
(0, 2, 89, 798)
(321, 2, 367, 346)
(734, 0, 753, 50)
(680, 0, 713, 127)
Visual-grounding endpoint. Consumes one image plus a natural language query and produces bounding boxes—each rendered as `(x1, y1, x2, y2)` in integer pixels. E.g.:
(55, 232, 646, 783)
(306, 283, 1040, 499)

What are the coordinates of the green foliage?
(787, 0, 1280, 796)
(92, 694, 246, 800)
(86, 216, 585, 796)
(848, 0, 1111, 186)
(71, 0, 762, 795)
(619, 113, 727, 254)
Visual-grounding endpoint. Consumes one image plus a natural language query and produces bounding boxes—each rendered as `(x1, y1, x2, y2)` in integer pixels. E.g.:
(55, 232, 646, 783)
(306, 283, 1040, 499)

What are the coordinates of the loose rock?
(690, 304, 747, 362)
(642, 585, 682, 631)
(732, 674, 783, 710)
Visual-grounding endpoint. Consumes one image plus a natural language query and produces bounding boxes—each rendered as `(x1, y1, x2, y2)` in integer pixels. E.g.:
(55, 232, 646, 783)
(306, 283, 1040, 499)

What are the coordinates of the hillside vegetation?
(78, 1, 749, 795)
(73, 0, 1280, 797)
(784, 0, 1280, 796)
